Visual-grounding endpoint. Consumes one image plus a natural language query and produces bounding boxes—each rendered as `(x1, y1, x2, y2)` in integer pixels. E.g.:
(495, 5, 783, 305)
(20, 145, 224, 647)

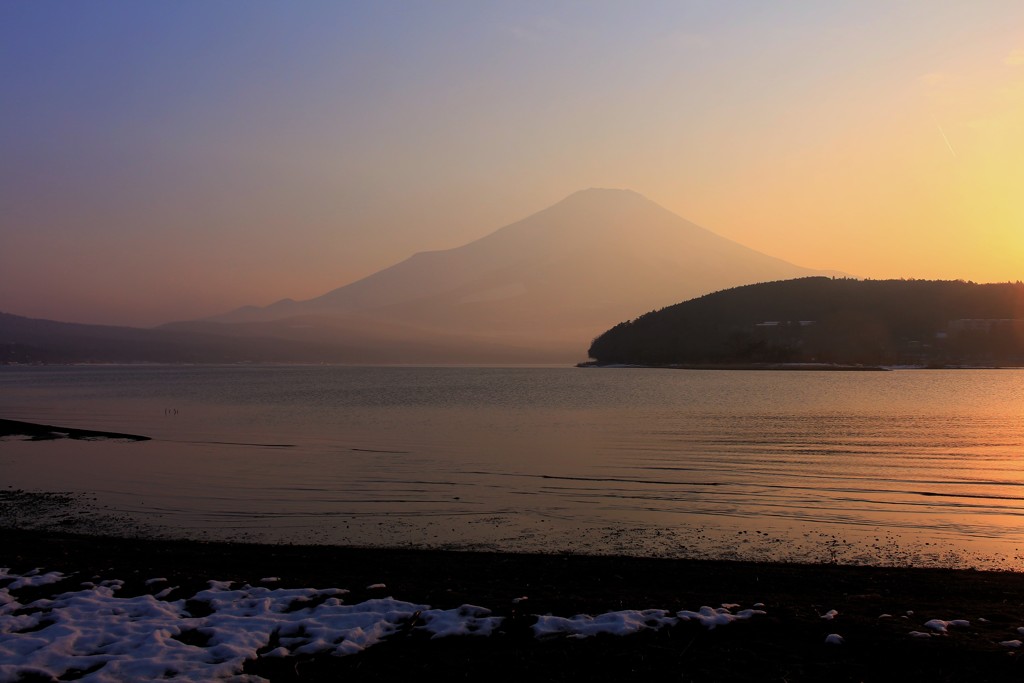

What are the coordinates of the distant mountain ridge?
(588, 278, 1024, 367)
(168, 189, 842, 362)
(0, 311, 550, 365)
(3, 189, 846, 364)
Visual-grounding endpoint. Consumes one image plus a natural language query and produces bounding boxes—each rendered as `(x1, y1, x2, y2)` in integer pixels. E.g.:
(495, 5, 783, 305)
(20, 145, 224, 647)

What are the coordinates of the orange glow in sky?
(1, 2, 1021, 326)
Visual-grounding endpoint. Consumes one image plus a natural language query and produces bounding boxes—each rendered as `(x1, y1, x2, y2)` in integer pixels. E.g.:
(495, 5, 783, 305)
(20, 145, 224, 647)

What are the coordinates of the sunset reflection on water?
(3, 366, 1024, 569)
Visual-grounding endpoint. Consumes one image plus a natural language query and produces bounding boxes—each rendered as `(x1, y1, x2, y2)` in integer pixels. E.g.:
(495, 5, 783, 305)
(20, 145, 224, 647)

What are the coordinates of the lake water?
(3, 365, 1024, 569)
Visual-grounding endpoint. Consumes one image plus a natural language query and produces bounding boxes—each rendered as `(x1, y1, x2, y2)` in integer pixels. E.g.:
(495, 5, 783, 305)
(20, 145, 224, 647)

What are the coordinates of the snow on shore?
(7, 563, 1008, 683)
(534, 609, 677, 638)
(0, 567, 762, 683)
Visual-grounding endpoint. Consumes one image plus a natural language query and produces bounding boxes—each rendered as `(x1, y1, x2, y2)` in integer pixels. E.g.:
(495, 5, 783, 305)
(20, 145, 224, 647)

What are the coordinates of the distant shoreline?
(576, 362, 1023, 371)
(577, 361, 891, 371)
(4, 361, 1018, 371)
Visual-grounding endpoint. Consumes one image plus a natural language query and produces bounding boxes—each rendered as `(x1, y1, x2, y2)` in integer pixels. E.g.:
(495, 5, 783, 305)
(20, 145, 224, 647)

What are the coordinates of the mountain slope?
(190, 189, 842, 360)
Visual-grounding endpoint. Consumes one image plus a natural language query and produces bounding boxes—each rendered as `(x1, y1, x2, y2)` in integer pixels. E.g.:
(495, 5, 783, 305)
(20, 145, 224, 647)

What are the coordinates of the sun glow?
(2, 3, 1022, 325)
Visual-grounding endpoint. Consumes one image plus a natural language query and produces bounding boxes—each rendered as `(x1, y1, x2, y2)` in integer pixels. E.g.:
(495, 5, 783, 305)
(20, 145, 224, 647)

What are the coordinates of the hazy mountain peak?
(200, 190, 844, 362)
(564, 187, 646, 201)
(549, 187, 660, 214)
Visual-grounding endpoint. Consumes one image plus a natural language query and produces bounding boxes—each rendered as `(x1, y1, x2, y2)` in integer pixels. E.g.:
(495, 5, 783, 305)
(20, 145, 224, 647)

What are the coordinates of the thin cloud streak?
(934, 118, 957, 158)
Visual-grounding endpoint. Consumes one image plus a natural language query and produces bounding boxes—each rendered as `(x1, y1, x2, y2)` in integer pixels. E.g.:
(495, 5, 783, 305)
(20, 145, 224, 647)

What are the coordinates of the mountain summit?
(176, 189, 841, 362)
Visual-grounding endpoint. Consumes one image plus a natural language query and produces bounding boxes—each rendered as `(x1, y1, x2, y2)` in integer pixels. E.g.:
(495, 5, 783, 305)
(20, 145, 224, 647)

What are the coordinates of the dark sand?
(5, 527, 1024, 681)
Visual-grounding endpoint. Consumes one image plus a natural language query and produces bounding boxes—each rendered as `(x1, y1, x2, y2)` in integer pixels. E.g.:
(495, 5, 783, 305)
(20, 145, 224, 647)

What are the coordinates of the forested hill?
(587, 278, 1024, 367)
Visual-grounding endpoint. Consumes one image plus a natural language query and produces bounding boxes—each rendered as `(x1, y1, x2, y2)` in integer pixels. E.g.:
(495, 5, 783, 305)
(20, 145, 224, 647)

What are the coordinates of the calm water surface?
(2, 366, 1023, 568)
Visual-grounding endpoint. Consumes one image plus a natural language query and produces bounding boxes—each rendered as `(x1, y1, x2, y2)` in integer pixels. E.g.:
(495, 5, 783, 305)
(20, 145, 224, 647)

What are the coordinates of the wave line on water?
(351, 448, 411, 454)
(635, 465, 1024, 490)
(502, 472, 1024, 505)
(163, 439, 296, 448)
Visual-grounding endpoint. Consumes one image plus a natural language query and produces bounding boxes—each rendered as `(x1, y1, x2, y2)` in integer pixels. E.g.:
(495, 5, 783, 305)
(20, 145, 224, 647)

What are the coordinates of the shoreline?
(4, 361, 1020, 372)
(577, 361, 892, 371)
(577, 362, 1024, 370)
(4, 527, 1024, 680)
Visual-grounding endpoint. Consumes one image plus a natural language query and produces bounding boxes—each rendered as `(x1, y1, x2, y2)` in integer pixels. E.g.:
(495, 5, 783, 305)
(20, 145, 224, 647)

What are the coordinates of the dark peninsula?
(587, 278, 1024, 368)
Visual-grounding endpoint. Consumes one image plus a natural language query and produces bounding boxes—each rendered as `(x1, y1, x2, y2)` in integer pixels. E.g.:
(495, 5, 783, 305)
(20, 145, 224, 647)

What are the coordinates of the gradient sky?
(2, 1, 1022, 326)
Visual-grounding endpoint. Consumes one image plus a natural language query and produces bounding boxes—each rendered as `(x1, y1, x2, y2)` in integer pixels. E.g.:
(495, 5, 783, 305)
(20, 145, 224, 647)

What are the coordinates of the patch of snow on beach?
(0, 568, 768, 682)
(534, 609, 676, 638)
(923, 618, 969, 634)
(0, 570, 501, 682)
(677, 605, 766, 630)
(4, 570, 64, 591)
(534, 603, 766, 639)
(421, 604, 502, 638)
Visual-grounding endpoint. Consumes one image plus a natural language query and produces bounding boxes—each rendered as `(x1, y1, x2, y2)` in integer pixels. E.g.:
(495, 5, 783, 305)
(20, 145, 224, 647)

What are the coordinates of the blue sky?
(3, 1, 1022, 325)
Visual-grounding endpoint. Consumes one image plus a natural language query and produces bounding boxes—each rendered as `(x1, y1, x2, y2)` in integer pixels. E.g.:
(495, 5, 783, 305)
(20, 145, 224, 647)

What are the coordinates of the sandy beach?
(4, 526, 1024, 681)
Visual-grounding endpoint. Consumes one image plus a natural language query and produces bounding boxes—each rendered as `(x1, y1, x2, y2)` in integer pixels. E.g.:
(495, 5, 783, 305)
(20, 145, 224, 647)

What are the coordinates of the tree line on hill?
(587, 278, 1024, 367)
